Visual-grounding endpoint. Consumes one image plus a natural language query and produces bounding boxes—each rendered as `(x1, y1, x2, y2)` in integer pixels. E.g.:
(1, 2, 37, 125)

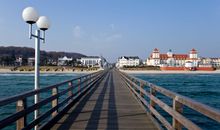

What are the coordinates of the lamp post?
(22, 7, 50, 130)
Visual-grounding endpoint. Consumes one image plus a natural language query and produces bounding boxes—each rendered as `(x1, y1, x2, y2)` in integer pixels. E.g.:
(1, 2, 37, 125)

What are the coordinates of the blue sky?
(0, 0, 220, 62)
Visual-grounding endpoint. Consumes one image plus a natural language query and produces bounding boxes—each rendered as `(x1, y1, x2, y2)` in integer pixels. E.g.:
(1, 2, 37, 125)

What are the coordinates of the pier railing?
(0, 70, 106, 130)
(119, 71, 220, 130)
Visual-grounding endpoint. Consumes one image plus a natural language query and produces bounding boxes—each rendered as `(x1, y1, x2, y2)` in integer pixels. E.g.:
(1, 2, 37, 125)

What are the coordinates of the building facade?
(146, 48, 199, 67)
(200, 58, 220, 68)
(58, 56, 73, 66)
(116, 56, 140, 68)
(79, 56, 107, 68)
(28, 57, 35, 66)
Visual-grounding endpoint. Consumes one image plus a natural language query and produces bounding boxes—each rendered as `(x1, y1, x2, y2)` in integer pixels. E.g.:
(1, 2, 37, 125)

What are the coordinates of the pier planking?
(51, 69, 158, 130)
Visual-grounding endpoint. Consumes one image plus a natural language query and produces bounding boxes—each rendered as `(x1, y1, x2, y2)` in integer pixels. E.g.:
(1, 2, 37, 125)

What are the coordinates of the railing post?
(86, 76, 89, 87)
(83, 77, 85, 88)
(52, 87, 58, 117)
(150, 85, 156, 115)
(173, 98, 183, 130)
(140, 82, 144, 98)
(78, 78, 81, 95)
(68, 81, 73, 98)
(90, 74, 92, 83)
(16, 99, 27, 130)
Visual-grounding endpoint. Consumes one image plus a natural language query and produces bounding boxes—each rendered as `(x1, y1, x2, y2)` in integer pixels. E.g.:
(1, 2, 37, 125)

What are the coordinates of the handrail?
(119, 70, 220, 130)
(0, 70, 107, 130)
(0, 71, 99, 106)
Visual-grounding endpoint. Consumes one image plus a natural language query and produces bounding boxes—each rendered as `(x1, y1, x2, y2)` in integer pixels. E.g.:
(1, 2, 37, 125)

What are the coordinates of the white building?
(146, 48, 199, 67)
(28, 57, 35, 66)
(200, 58, 220, 68)
(58, 56, 73, 66)
(211, 58, 220, 68)
(15, 57, 23, 66)
(116, 56, 140, 68)
(79, 56, 107, 68)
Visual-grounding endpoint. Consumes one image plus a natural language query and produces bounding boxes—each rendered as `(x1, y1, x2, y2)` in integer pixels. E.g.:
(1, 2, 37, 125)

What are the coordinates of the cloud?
(73, 24, 122, 43)
(110, 24, 115, 30)
(91, 32, 122, 43)
(73, 25, 82, 38)
(105, 33, 122, 41)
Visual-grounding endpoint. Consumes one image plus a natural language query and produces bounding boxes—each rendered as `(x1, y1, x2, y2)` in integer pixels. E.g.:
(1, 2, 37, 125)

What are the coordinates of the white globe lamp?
(36, 16, 50, 31)
(22, 7, 39, 24)
(22, 7, 50, 129)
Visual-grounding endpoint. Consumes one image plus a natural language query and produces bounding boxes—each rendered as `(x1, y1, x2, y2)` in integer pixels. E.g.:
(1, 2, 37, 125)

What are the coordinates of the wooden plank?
(0, 72, 104, 129)
(50, 70, 158, 130)
(0, 71, 103, 107)
(121, 71, 220, 124)
(40, 71, 106, 130)
(139, 88, 202, 130)
(52, 87, 58, 117)
(173, 99, 183, 130)
(175, 95, 220, 123)
(16, 99, 27, 130)
(150, 87, 156, 115)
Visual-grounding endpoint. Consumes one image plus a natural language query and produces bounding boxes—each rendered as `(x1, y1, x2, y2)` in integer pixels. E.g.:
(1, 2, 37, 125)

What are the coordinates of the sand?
(120, 69, 220, 74)
(0, 68, 99, 74)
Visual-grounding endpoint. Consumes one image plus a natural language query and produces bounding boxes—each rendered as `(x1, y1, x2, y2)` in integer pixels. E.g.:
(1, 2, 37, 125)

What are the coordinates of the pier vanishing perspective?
(0, 69, 220, 130)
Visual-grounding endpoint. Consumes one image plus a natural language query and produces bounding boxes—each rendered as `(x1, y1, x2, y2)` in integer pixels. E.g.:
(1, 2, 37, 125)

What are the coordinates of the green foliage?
(0, 46, 86, 66)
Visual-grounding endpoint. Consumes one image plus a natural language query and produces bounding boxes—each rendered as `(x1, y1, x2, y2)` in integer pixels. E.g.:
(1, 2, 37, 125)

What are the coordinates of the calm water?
(0, 73, 220, 130)
(133, 74, 220, 130)
(0, 73, 84, 130)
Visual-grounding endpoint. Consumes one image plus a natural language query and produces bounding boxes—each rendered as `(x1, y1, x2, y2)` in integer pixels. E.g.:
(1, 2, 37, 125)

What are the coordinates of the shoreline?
(120, 69, 220, 74)
(0, 68, 99, 74)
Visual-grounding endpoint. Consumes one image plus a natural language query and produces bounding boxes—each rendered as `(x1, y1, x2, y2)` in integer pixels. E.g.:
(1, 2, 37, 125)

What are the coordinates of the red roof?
(153, 48, 159, 52)
(160, 54, 168, 59)
(173, 54, 188, 59)
(191, 48, 196, 52)
(190, 48, 197, 54)
(159, 54, 188, 60)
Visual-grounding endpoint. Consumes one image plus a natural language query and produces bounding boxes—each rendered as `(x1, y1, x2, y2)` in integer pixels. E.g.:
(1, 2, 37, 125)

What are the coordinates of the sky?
(0, 0, 220, 62)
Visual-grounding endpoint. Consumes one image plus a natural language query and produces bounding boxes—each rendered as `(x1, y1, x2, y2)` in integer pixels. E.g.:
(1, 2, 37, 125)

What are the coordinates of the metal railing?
(119, 71, 220, 130)
(0, 70, 107, 130)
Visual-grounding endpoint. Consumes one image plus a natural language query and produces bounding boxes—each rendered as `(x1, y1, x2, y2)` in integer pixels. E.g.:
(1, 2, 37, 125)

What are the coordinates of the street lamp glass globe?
(22, 7, 39, 24)
(36, 16, 50, 31)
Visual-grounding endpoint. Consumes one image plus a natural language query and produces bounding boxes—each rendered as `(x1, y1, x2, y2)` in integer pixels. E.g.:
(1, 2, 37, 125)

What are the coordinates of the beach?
(0, 68, 100, 74)
(120, 69, 220, 74)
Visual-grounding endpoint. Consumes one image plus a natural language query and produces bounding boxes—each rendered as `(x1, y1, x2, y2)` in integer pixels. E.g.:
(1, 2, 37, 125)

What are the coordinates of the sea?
(133, 73, 220, 130)
(0, 73, 220, 130)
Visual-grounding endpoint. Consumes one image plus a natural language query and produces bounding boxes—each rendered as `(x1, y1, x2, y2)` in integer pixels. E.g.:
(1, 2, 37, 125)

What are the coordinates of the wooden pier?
(51, 69, 158, 130)
(0, 69, 220, 130)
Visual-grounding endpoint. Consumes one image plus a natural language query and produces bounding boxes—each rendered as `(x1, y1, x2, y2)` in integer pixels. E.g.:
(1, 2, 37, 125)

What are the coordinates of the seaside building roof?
(119, 56, 140, 60)
(153, 48, 159, 52)
(81, 56, 100, 59)
(190, 48, 197, 54)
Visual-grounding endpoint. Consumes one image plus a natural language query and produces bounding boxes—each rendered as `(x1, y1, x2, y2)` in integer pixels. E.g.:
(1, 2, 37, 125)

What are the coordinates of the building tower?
(189, 48, 198, 59)
(167, 49, 173, 58)
(150, 48, 160, 66)
(166, 49, 175, 66)
(152, 48, 160, 59)
(189, 48, 198, 67)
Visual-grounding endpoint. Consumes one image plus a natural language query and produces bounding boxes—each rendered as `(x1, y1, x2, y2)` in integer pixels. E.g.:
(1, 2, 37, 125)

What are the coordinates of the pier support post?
(173, 98, 183, 130)
(52, 87, 58, 117)
(16, 99, 27, 130)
